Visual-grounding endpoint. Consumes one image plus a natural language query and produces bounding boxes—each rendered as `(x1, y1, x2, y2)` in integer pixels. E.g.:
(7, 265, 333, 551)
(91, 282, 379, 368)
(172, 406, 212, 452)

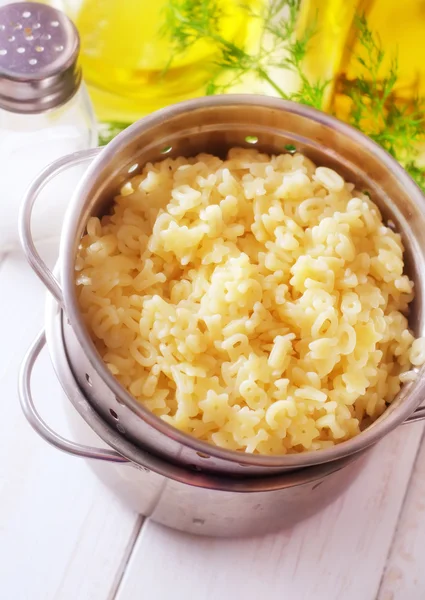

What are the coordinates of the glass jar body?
(0, 84, 98, 250)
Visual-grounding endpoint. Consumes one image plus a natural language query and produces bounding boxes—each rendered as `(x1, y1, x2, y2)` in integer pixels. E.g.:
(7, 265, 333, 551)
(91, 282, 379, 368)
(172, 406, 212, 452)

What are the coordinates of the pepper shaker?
(0, 1, 97, 250)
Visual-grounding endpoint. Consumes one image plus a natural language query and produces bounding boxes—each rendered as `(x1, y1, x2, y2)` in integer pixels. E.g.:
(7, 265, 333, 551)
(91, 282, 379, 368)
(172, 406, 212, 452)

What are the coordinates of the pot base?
(66, 395, 367, 537)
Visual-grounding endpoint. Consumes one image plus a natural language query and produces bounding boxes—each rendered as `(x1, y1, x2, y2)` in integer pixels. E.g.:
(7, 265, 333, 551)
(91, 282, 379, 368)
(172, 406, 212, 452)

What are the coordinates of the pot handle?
(19, 329, 129, 463)
(403, 405, 425, 425)
(18, 147, 103, 307)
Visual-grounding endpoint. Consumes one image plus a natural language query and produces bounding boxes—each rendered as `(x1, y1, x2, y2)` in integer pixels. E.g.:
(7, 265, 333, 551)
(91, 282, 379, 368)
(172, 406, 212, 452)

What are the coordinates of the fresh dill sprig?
(163, 0, 425, 189)
(161, 0, 223, 50)
(163, 0, 327, 107)
(406, 161, 425, 191)
(339, 15, 425, 172)
(98, 121, 131, 146)
(163, 0, 265, 96)
(102, 1, 425, 191)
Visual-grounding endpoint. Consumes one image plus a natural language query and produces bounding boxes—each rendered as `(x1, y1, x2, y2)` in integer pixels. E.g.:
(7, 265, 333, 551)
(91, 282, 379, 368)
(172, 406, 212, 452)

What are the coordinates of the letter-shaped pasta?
(311, 308, 338, 338)
(336, 323, 357, 355)
(75, 147, 425, 456)
(268, 334, 294, 371)
(220, 333, 250, 361)
(314, 167, 345, 192)
(409, 338, 425, 366)
(130, 339, 158, 368)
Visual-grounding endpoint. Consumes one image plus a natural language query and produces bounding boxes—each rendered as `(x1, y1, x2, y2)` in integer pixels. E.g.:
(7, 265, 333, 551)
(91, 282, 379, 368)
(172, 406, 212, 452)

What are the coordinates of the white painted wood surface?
(114, 424, 425, 600)
(378, 438, 425, 600)
(0, 246, 140, 600)
(1, 245, 425, 600)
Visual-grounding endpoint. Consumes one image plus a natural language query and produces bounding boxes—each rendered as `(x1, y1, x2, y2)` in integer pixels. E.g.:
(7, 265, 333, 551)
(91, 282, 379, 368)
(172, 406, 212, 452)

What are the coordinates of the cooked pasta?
(75, 148, 425, 454)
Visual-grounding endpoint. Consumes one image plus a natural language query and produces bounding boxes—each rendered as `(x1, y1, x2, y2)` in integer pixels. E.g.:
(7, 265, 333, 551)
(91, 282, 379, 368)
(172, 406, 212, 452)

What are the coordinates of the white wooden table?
(0, 241, 424, 600)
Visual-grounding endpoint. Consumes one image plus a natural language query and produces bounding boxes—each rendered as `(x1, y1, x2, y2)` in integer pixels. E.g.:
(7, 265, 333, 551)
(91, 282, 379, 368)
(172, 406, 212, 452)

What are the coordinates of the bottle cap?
(0, 2, 81, 113)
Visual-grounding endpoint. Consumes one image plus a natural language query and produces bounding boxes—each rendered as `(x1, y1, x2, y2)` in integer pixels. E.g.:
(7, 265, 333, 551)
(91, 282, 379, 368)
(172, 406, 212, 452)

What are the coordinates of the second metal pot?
(18, 291, 368, 537)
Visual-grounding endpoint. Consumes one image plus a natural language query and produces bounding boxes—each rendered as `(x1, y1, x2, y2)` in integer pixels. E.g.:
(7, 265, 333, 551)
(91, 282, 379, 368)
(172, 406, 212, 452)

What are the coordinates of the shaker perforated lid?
(0, 2, 81, 113)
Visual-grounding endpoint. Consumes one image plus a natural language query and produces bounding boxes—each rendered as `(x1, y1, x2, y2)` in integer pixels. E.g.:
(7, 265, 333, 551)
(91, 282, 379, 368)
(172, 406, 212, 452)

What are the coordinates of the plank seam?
(109, 515, 146, 600)
(375, 425, 425, 599)
(0, 251, 10, 273)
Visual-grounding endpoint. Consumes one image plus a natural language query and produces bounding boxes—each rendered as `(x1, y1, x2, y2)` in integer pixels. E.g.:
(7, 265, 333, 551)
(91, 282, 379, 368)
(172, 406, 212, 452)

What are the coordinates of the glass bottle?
(0, 1, 97, 250)
(68, 0, 263, 122)
(297, 0, 425, 111)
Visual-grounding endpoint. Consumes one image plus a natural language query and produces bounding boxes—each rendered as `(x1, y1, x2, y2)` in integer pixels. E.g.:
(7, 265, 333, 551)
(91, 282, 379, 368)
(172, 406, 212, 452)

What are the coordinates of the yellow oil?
(74, 0, 261, 122)
(297, 0, 425, 111)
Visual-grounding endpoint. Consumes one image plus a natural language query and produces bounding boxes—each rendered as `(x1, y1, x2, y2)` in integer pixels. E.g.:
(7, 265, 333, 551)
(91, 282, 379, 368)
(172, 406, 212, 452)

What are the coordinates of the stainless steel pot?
(18, 291, 368, 537)
(19, 95, 425, 476)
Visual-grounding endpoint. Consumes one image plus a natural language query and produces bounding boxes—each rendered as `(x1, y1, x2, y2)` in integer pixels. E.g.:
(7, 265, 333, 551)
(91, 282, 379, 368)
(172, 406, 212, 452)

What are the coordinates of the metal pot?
(18, 291, 368, 537)
(19, 95, 425, 476)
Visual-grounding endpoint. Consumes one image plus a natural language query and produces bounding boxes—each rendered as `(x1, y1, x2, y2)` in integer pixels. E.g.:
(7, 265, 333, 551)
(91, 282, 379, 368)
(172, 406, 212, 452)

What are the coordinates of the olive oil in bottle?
(297, 0, 425, 109)
(74, 0, 261, 122)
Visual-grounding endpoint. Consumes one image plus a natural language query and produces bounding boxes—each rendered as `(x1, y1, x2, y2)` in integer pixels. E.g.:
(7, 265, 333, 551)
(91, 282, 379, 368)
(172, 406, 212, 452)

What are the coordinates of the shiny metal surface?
(404, 405, 425, 424)
(23, 291, 365, 537)
(19, 148, 101, 306)
(20, 95, 425, 474)
(64, 396, 366, 537)
(0, 2, 81, 113)
(19, 329, 128, 463)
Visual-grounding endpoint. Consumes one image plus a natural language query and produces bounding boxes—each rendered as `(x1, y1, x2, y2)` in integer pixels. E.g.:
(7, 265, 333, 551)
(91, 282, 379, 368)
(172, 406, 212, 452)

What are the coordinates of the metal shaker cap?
(0, 2, 81, 113)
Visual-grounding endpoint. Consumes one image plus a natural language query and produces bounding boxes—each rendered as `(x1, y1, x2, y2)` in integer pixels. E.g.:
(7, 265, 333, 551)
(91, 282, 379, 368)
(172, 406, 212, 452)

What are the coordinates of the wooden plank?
(0, 247, 140, 600)
(115, 423, 424, 600)
(378, 431, 425, 600)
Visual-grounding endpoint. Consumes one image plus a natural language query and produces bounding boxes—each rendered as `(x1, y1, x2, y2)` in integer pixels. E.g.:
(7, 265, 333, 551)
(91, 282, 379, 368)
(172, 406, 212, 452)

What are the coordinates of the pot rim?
(60, 94, 425, 469)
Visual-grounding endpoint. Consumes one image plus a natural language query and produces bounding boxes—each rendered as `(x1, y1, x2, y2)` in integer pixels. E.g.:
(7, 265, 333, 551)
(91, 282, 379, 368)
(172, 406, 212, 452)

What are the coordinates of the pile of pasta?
(75, 148, 425, 454)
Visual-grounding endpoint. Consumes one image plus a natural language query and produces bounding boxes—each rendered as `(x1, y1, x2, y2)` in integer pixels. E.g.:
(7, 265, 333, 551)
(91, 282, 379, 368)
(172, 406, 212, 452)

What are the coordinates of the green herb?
(406, 161, 425, 191)
(98, 121, 131, 146)
(339, 15, 425, 180)
(160, 144, 173, 154)
(162, 0, 425, 190)
(162, 0, 224, 53)
(102, 1, 425, 191)
(284, 143, 297, 153)
(163, 0, 327, 107)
